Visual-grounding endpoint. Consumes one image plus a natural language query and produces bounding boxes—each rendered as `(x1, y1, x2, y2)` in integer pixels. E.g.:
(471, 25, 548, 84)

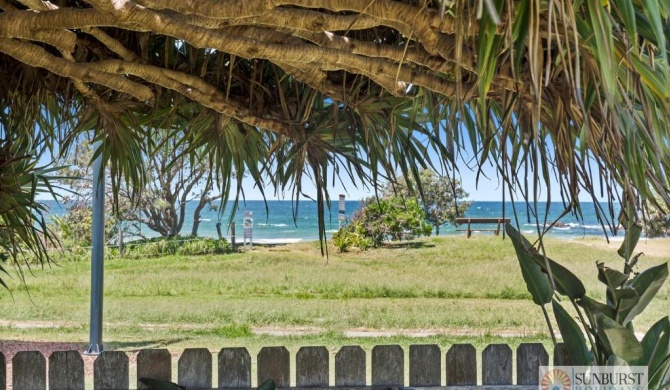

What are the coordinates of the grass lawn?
(0, 235, 668, 354)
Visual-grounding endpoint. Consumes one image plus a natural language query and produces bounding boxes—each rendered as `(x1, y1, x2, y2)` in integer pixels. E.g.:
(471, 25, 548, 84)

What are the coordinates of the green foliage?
(176, 238, 232, 256)
(58, 129, 220, 239)
(382, 169, 472, 235)
(333, 197, 432, 252)
(508, 222, 670, 388)
(122, 236, 232, 259)
(0, 106, 65, 288)
(51, 204, 128, 247)
(331, 221, 373, 252)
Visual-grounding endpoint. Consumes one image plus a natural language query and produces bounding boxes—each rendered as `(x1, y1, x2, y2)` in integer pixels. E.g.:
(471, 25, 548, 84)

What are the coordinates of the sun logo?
(541, 369, 571, 390)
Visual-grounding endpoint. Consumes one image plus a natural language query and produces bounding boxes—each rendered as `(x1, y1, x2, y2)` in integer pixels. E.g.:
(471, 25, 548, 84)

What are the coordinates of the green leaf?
(586, 0, 617, 102)
(258, 379, 277, 390)
(621, 263, 669, 325)
(578, 295, 615, 320)
(618, 223, 642, 260)
(138, 377, 185, 390)
(612, 0, 638, 51)
(598, 263, 629, 288)
(511, 1, 530, 77)
(606, 354, 629, 366)
(649, 355, 670, 390)
(595, 313, 644, 364)
(553, 300, 593, 365)
(533, 253, 586, 300)
(505, 224, 553, 305)
(612, 292, 640, 314)
(610, 286, 638, 301)
(640, 317, 670, 371)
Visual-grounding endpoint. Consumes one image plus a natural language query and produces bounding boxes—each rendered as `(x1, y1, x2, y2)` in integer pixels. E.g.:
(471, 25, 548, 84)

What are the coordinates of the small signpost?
(338, 194, 346, 229)
(243, 211, 253, 251)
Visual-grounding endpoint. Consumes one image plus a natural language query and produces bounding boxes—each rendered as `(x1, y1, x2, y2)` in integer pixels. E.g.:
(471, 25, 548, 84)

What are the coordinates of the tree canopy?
(382, 169, 471, 235)
(1, 0, 670, 250)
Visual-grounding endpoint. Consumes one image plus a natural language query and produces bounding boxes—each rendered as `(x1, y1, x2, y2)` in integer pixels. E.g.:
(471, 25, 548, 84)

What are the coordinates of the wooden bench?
(455, 217, 511, 238)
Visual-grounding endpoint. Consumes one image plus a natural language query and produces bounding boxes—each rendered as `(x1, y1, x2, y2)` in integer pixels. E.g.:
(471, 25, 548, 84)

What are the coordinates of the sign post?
(338, 194, 346, 229)
(243, 211, 253, 251)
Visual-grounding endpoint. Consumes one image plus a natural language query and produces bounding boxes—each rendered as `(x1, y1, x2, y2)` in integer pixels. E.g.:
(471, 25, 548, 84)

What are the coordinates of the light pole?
(85, 142, 105, 355)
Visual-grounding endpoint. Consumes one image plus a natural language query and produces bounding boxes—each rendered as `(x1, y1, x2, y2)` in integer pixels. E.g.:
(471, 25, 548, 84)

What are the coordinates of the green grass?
(0, 235, 668, 352)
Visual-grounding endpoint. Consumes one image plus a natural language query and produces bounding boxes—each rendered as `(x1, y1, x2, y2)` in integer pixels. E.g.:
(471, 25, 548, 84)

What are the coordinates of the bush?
(176, 238, 231, 256)
(332, 221, 373, 252)
(123, 236, 232, 258)
(332, 197, 432, 252)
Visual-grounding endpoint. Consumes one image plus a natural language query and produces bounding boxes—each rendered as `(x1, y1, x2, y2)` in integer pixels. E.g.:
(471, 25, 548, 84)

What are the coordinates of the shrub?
(176, 238, 231, 256)
(332, 221, 373, 252)
(508, 221, 669, 388)
(332, 197, 432, 251)
(123, 236, 232, 258)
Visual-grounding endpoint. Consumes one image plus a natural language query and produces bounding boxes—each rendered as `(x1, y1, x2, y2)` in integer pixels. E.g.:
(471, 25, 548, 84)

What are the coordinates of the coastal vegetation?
(509, 222, 669, 385)
(382, 169, 472, 236)
(0, 236, 667, 351)
(2, 0, 670, 279)
(1, 3, 670, 382)
(333, 197, 433, 251)
(333, 171, 471, 251)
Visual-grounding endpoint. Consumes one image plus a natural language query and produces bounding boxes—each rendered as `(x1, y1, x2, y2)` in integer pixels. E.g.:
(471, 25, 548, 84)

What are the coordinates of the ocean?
(39, 199, 625, 243)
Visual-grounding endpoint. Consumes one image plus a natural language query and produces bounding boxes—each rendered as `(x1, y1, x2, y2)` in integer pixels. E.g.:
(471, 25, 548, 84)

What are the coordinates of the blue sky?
(43, 146, 598, 203)
(238, 158, 575, 202)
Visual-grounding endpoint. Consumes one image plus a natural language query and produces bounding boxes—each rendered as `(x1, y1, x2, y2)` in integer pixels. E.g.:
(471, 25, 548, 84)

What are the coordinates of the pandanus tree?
(1, 0, 669, 269)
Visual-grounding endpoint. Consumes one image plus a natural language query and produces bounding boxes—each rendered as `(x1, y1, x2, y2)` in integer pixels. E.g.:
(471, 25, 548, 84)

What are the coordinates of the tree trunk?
(191, 215, 201, 237)
(191, 210, 204, 237)
(435, 224, 440, 236)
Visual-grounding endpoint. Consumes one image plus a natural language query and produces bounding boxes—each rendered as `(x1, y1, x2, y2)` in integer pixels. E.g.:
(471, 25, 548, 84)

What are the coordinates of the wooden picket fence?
(1, 343, 565, 390)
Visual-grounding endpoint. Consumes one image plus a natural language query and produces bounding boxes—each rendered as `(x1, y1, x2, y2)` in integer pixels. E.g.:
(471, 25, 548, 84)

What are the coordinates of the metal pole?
(86, 142, 105, 355)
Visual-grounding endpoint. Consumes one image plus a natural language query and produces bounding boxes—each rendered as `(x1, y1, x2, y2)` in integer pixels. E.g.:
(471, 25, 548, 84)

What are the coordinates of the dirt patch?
(569, 236, 670, 259)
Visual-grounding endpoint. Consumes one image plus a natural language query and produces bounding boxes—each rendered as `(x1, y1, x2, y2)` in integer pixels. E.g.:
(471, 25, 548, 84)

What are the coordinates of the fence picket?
(0, 342, 567, 389)
(0, 352, 5, 390)
(258, 347, 290, 387)
(517, 344, 548, 385)
(49, 351, 85, 390)
(446, 344, 476, 385)
(335, 346, 365, 386)
(137, 349, 172, 389)
(409, 344, 440, 386)
(13, 351, 46, 390)
(218, 348, 251, 388)
(482, 344, 513, 385)
(94, 351, 129, 390)
(178, 348, 212, 389)
(371, 345, 403, 386)
(296, 347, 329, 387)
